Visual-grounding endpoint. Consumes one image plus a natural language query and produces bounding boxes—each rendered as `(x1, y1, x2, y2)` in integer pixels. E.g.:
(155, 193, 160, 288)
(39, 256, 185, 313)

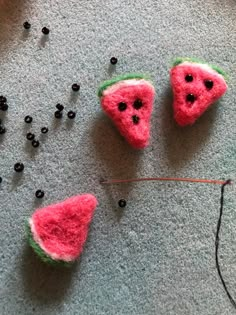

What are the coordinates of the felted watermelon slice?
(170, 58, 228, 126)
(98, 74, 155, 149)
(27, 194, 98, 266)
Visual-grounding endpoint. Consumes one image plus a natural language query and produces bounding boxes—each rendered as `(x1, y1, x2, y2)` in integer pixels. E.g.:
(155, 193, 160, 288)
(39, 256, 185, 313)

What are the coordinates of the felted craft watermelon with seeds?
(170, 58, 228, 126)
(27, 194, 98, 266)
(98, 74, 155, 149)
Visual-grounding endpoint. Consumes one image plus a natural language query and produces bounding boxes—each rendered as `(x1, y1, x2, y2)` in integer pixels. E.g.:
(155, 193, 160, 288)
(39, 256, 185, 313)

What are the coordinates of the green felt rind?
(26, 221, 73, 268)
(97, 73, 152, 97)
(172, 57, 228, 81)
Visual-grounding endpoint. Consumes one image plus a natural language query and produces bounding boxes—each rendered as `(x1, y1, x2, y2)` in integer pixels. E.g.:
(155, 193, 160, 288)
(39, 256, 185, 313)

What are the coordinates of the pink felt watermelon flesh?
(99, 75, 155, 149)
(170, 61, 228, 126)
(28, 194, 98, 263)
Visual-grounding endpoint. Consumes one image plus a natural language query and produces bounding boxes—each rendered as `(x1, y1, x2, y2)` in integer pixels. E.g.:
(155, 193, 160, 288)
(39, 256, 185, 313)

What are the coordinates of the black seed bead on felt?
(118, 102, 127, 111)
(54, 110, 63, 119)
(56, 103, 64, 111)
(14, 162, 24, 172)
(0, 177, 2, 183)
(32, 140, 40, 148)
(133, 99, 143, 110)
(204, 80, 214, 90)
(185, 74, 193, 82)
(132, 115, 140, 125)
(0, 126, 6, 134)
(0, 96, 7, 103)
(67, 111, 76, 119)
(35, 190, 44, 199)
(26, 132, 35, 141)
(42, 27, 50, 35)
(41, 127, 48, 134)
(24, 116, 33, 123)
(186, 94, 195, 103)
(72, 83, 80, 92)
(23, 21, 31, 30)
(110, 57, 118, 65)
(118, 199, 127, 208)
(1, 104, 8, 111)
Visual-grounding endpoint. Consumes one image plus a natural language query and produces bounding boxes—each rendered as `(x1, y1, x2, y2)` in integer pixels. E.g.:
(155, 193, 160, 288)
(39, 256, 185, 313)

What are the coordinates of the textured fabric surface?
(170, 61, 228, 126)
(29, 194, 98, 262)
(0, 0, 235, 315)
(100, 78, 155, 148)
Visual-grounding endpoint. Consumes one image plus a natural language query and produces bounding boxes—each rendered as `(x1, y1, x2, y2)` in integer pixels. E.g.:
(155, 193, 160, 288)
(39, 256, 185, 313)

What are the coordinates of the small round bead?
(133, 99, 143, 110)
(41, 127, 48, 134)
(204, 80, 214, 90)
(118, 102, 127, 111)
(56, 103, 64, 111)
(42, 27, 50, 35)
(0, 96, 7, 103)
(118, 199, 127, 208)
(32, 140, 40, 148)
(0, 126, 6, 134)
(24, 116, 33, 123)
(110, 57, 118, 65)
(185, 74, 193, 82)
(186, 94, 195, 103)
(23, 21, 31, 30)
(35, 190, 44, 199)
(72, 83, 80, 92)
(67, 111, 76, 119)
(1, 104, 8, 111)
(132, 115, 140, 125)
(14, 162, 24, 173)
(26, 132, 35, 141)
(54, 110, 63, 119)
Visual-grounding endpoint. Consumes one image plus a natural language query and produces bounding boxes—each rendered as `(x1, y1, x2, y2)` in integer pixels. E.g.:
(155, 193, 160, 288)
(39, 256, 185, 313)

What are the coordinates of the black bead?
(56, 103, 64, 111)
(133, 99, 143, 110)
(0, 96, 7, 103)
(110, 57, 118, 65)
(118, 102, 127, 111)
(32, 140, 40, 148)
(24, 116, 33, 123)
(1, 104, 8, 111)
(0, 177, 2, 183)
(54, 110, 63, 119)
(14, 162, 24, 172)
(41, 127, 48, 134)
(42, 27, 50, 35)
(132, 115, 140, 124)
(35, 190, 44, 199)
(118, 199, 127, 208)
(0, 126, 6, 134)
(185, 74, 193, 82)
(186, 94, 195, 103)
(204, 80, 214, 90)
(72, 83, 80, 92)
(67, 111, 76, 119)
(26, 132, 35, 141)
(23, 21, 31, 30)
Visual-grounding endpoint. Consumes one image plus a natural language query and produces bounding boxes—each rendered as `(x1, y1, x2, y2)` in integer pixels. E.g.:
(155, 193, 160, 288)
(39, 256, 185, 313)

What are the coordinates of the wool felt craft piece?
(170, 57, 228, 126)
(98, 74, 155, 149)
(27, 194, 98, 266)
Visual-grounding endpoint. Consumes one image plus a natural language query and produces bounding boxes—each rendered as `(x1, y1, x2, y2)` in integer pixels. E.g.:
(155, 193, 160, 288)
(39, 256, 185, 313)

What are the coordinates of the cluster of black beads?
(54, 104, 76, 120)
(0, 96, 8, 112)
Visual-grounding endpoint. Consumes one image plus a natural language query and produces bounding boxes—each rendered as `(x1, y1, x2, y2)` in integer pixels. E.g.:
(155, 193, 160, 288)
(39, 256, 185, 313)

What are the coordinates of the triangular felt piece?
(98, 74, 155, 149)
(28, 194, 98, 266)
(170, 58, 228, 126)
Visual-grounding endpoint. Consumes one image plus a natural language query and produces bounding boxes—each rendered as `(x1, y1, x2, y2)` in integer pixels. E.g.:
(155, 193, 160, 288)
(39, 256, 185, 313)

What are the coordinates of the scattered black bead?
(54, 110, 63, 119)
(185, 74, 193, 82)
(118, 199, 127, 208)
(26, 132, 35, 141)
(32, 140, 40, 148)
(0, 126, 6, 134)
(204, 79, 214, 90)
(0, 177, 2, 183)
(14, 162, 24, 173)
(56, 103, 64, 111)
(118, 102, 127, 111)
(72, 83, 80, 92)
(35, 190, 44, 199)
(133, 99, 143, 110)
(132, 115, 140, 124)
(42, 27, 50, 35)
(110, 57, 118, 65)
(186, 94, 195, 103)
(1, 104, 8, 111)
(41, 127, 48, 134)
(23, 21, 31, 30)
(24, 116, 33, 123)
(67, 111, 76, 119)
(0, 96, 7, 103)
